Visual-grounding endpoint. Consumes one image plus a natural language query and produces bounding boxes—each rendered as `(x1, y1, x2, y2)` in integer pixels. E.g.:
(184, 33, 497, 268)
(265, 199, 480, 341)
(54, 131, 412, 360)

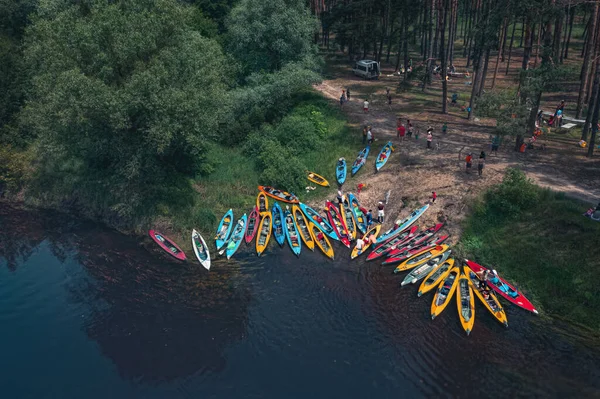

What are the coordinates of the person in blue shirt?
(366, 210, 373, 226)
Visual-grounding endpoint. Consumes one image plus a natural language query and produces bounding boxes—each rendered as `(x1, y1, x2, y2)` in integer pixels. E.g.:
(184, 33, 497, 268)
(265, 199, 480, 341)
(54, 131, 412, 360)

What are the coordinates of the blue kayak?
(225, 214, 247, 259)
(272, 203, 285, 246)
(375, 141, 393, 171)
(284, 209, 302, 256)
(346, 193, 368, 234)
(336, 158, 347, 185)
(215, 209, 234, 250)
(376, 204, 430, 244)
(351, 146, 370, 176)
(298, 202, 339, 241)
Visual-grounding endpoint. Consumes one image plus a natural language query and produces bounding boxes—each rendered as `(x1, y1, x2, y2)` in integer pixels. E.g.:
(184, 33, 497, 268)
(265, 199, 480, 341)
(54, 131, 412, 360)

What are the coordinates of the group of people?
(465, 151, 486, 176)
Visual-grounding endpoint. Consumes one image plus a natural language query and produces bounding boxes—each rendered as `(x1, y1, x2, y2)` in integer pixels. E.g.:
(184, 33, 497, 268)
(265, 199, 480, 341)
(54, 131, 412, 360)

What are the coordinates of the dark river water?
(1, 204, 600, 398)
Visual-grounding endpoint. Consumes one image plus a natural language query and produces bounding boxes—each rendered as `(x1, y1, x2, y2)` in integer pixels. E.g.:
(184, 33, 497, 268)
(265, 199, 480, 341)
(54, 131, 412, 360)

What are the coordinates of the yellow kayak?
(394, 244, 450, 273)
(257, 192, 269, 215)
(456, 270, 476, 335)
(309, 221, 334, 260)
(417, 258, 455, 297)
(350, 225, 381, 259)
(431, 266, 460, 319)
(339, 200, 357, 240)
(307, 171, 330, 187)
(292, 204, 315, 251)
(256, 211, 272, 256)
(465, 265, 508, 327)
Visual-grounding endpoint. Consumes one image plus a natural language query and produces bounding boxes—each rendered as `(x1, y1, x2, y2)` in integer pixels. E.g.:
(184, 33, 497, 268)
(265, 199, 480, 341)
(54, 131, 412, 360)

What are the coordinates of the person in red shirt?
(431, 191, 437, 203)
(465, 153, 473, 173)
(397, 118, 406, 141)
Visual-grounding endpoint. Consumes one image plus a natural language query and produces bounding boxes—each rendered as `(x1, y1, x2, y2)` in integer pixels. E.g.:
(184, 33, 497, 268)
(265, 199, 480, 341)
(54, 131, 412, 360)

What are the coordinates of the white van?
(352, 60, 380, 79)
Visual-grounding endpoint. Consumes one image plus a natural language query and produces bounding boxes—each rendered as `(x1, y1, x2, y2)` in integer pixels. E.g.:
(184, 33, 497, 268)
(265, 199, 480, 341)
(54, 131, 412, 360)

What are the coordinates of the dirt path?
(313, 69, 600, 244)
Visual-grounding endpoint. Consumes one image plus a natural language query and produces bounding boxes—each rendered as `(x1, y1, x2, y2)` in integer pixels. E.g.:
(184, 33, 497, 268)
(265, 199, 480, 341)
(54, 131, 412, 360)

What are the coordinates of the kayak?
(258, 185, 299, 204)
(284, 209, 302, 256)
(431, 266, 460, 319)
(339, 199, 357, 240)
(215, 209, 234, 250)
(382, 235, 449, 266)
(149, 230, 186, 261)
(366, 225, 418, 261)
(376, 204, 430, 244)
(292, 205, 315, 251)
(257, 192, 269, 214)
(418, 258, 455, 297)
(456, 271, 476, 335)
(346, 193, 367, 233)
(465, 259, 538, 314)
(400, 250, 452, 286)
(307, 171, 330, 187)
(325, 200, 352, 248)
(272, 203, 285, 246)
(191, 229, 211, 270)
(351, 146, 370, 176)
(465, 265, 508, 327)
(245, 206, 260, 244)
(224, 214, 247, 259)
(256, 212, 272, 256)
(385, 223, 444, 256)
(394, 244, 451, 273)
(375, 141, 393, 171)
(309, 221, 335, 260)
(350, 224, 381, 259)
(299, 202, 338, 241)
(336, 158, 347, 185)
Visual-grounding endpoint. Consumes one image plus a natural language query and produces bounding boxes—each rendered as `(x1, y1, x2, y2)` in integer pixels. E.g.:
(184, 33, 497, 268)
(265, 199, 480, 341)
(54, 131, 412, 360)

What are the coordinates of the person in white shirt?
(363, 99, 369, 113)
(356, 238, 365, 251)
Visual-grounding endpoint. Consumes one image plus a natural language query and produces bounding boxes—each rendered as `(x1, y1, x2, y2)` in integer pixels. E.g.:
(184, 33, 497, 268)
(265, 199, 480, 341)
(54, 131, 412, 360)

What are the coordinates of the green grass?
(168, 90, 362, 248)
(457, 169, 600, 330)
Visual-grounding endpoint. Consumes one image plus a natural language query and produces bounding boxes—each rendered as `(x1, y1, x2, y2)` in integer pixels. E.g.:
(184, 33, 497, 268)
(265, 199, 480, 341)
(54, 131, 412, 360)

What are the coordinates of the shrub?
(485, 168, 539, 217)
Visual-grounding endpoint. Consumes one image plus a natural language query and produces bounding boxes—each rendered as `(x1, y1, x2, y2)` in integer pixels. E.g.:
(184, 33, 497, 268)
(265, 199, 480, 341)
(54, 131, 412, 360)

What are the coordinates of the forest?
(1, 0, 599, 233)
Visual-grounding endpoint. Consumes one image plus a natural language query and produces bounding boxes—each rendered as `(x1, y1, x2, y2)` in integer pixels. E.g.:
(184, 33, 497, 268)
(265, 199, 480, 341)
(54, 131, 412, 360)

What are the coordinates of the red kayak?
(386, 223, 444, 258)
(325, 201, 351, 248)
(149, 230, 186, 261)
(465, 259, 538, 314)
(382, 235, 449, 266)
(366, 225, 418, 261)
(245, 206, 260, 244)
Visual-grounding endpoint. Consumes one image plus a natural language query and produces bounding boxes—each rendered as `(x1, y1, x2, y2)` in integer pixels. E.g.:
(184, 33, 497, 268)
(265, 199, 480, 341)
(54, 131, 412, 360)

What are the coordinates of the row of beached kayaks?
(306, 141, 394, 189)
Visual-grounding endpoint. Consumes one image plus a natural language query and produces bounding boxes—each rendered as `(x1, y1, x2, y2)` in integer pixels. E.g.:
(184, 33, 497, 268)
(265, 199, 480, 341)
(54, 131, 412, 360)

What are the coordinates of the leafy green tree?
(226, 0, 319, 74)
(21, 0, 229, 221)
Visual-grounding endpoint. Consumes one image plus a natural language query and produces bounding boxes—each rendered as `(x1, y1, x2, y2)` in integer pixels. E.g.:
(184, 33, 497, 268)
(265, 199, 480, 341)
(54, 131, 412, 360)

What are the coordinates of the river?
(1, 204, 599, 398)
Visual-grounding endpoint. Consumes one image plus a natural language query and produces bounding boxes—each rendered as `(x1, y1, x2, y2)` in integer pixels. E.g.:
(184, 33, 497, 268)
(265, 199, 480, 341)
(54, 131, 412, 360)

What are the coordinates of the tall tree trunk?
(587, 68, 600, 157)
(552, 12, 563, 63)
(403, 19, 409, 81)
(586, 24, 600, 105)
(581, 12, 591, 58)
(576, 2, 599, 119)
(505, 19, 516, 74)
(478, 47, 491, 96)
(501, 12, 509, 61)
(582, 63, 600, 142)
(564, 5, 575, 60)
(424, 0, 435, 91)
(560, 4, 569, 63)
(441, 0, 449, 114)
(519, 17, 525, 48)
(433, 0, 441, 58)
(533, 22, 541, 68)
(492, 17, 507, 89)
(521, 19, 532, 70)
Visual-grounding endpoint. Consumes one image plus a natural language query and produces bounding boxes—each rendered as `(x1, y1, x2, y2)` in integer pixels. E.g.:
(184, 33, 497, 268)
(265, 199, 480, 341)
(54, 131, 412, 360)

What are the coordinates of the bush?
(485, 168, 539, 217)
(257, 139, 306, 193)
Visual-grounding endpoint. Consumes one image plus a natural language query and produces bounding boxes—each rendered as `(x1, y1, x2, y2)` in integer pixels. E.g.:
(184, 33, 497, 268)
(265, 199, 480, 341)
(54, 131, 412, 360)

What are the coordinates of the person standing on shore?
(478, 154, 485, 176)
(362, 126, 368, 145)
(366, 210, 373, 227)
(465, 153, 473, 173)
(431, 191, 437, 203)
(397, 118, 406, 141)
(346, 88, 351, 101)
(407, 120, 413, 139)
(367, 126, 373, 144)
(363, 99, 369, 113)
(377, 201, 385, 223)
(426, 128, 433, 149)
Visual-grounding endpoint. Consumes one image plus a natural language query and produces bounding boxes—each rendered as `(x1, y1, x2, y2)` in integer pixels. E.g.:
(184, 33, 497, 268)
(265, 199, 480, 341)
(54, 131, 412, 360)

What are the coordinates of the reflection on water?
(1, 203, 600, 398)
